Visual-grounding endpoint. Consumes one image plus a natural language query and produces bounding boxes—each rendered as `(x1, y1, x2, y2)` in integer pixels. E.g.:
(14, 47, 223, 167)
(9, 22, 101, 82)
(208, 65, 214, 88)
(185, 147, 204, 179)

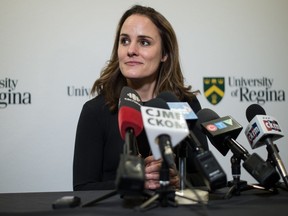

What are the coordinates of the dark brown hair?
(91, 5, 195, 111)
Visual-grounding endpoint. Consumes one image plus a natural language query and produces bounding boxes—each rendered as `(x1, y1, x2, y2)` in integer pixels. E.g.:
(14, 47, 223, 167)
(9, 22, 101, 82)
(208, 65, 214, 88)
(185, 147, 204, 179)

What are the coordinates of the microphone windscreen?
(119, 86, 142, 111)
(118, 86, 143, 139)
(144, 98, 169, 110)
(246, 104, 266, 122)
(118, 106, 143, 139)
(157, 91, 179, 102)
(196, 108, 220, 130)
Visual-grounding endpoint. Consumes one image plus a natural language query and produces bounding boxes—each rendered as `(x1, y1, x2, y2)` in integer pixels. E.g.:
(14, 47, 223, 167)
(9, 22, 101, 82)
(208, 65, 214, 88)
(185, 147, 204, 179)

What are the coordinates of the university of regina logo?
(203, 77, 225, 105)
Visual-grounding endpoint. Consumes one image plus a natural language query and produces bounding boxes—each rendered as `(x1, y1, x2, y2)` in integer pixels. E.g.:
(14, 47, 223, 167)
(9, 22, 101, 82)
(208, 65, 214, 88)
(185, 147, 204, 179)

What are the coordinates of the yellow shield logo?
(203, 77, 225, 105)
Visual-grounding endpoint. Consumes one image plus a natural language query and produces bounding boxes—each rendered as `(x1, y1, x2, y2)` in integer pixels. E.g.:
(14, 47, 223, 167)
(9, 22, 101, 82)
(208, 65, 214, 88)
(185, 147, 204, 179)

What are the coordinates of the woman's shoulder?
(81, 94, 109, 114)
(84, 94, 105, 105)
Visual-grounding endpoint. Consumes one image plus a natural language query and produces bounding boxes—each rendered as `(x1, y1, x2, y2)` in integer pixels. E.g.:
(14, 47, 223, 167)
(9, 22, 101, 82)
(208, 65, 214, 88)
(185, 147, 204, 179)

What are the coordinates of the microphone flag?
(141, 106, 189, 160)
(167, 102, 198, 120)
(245, 115, 284, 149)
(201, 115, 243, 156)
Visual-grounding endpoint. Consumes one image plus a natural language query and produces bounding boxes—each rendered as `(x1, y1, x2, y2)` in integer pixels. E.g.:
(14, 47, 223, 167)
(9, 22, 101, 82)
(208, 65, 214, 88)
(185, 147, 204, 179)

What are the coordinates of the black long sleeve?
(73, 94, 208, 191)
(73, 95, 124, 190)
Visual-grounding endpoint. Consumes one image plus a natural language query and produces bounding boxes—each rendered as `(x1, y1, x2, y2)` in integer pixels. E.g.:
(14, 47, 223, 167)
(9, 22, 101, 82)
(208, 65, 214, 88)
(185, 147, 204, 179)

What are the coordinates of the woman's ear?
(161, 53, 168, 62)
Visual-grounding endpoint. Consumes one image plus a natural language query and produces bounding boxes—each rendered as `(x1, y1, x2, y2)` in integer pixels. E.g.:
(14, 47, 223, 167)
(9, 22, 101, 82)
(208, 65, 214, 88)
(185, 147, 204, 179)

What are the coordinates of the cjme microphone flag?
(141, 106, 189, 160)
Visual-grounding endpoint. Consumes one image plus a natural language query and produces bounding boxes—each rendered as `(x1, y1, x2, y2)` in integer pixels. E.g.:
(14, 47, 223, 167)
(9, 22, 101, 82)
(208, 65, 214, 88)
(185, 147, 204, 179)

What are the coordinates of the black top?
(73, 94, 208, 191)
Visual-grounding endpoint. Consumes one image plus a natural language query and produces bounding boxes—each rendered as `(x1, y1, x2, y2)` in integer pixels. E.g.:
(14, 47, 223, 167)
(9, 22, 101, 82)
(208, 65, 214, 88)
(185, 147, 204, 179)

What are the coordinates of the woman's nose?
(127, 42, 138, 57)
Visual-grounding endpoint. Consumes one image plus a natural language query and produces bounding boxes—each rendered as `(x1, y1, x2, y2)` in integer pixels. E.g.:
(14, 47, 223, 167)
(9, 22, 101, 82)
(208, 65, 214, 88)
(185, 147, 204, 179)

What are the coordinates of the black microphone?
(115, 86, 145, 195)
(245, 104, 288, 188)
(197, 108, 280, 188)
(157, 92, 227, 191)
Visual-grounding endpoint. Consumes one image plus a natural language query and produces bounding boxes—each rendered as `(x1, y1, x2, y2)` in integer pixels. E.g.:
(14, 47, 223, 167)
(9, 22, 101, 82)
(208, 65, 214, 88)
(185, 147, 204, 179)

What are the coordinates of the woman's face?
(118, 14, 167, 83)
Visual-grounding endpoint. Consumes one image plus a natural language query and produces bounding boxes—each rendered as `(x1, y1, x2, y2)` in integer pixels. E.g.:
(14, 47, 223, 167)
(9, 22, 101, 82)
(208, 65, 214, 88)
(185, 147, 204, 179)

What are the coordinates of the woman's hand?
(144, 155, 179, 190)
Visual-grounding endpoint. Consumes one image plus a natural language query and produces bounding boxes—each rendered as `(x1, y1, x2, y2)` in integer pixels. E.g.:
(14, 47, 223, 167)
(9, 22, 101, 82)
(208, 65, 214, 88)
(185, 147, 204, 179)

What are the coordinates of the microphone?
(197, 108, 280, 188)
(245, 104, 288, 188)
(157, 91, 227, 191)
(245, 104, 284, 149)
(118, 86, 143, 142)
(115, 86, 145, 195)
(141, 98, 189, 167)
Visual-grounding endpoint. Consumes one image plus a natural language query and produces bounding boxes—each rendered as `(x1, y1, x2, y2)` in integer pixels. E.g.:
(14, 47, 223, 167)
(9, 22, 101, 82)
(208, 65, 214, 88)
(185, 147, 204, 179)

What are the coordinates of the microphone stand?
(224, 155, 275, 199)
(137, 135, 177, 211)
(225, 155, 250, 199)
(138, 158, 177, 211)
(266, 141, 288, 190)
(178, 142, 187, 192)
(82, 129, 146, 208)
(137, 136, 197, 211)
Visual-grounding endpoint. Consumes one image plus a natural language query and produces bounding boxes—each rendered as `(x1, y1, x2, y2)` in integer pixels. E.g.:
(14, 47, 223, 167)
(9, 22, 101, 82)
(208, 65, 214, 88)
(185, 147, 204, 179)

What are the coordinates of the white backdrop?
(0, 0, 287, 193)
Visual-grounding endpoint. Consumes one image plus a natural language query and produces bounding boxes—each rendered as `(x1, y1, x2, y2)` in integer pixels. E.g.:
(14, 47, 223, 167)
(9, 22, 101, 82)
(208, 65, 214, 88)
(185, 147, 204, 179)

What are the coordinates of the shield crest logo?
(203, 77, 225, 105)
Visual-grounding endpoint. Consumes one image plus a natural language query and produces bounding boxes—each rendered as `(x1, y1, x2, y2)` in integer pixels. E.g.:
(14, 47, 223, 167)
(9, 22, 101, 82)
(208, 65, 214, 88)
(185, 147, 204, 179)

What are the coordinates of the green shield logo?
(203, 77, 225, 105)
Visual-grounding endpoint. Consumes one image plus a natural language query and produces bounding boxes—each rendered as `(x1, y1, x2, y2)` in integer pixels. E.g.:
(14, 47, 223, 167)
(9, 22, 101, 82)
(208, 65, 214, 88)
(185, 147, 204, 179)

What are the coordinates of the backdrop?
(0, 0, 287, 193)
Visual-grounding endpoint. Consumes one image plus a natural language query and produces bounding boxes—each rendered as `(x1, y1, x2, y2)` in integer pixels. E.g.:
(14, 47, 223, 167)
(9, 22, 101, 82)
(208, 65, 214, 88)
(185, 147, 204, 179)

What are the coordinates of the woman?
(73, 5, 208, 191)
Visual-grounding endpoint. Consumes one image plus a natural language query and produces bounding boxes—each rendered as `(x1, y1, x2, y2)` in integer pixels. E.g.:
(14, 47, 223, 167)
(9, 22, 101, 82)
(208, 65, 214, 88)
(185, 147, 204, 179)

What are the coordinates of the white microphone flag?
(141, 106, 189, 160)
(245, 115, 284, 149)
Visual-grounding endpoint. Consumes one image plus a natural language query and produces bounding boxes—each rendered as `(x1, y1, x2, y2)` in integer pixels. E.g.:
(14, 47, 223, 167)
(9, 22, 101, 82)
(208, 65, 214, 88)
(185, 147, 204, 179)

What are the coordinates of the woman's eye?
(120, 37, 130, 45)
(140, 40, 150, 46)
